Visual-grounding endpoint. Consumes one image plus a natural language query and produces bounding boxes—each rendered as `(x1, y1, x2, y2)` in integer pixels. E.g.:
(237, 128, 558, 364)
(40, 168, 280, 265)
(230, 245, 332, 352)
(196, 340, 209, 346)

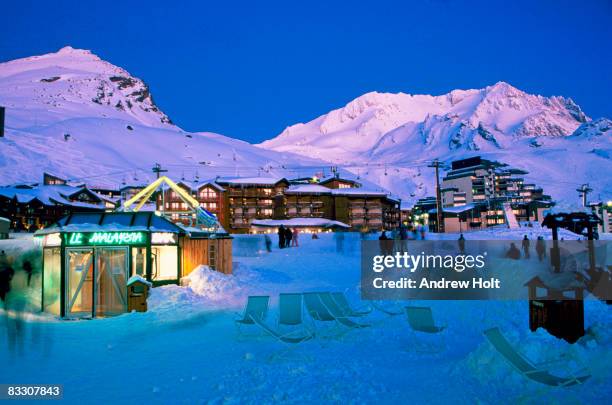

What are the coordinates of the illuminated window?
(199, 188, 217, 199)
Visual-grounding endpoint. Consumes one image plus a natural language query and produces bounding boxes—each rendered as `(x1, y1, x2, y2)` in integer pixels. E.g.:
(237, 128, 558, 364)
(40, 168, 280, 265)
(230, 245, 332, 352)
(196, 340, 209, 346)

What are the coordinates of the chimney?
(0, 106, 5, 137)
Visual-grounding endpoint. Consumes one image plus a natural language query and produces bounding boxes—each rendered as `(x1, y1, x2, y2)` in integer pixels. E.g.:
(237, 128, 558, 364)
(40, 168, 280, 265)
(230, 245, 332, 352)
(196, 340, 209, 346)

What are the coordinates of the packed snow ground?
(0, 230, 610, 404)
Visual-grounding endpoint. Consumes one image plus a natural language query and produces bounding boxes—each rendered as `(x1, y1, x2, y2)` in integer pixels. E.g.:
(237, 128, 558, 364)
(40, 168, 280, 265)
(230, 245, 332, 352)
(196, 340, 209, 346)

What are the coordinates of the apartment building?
(215, 177, 290, 233)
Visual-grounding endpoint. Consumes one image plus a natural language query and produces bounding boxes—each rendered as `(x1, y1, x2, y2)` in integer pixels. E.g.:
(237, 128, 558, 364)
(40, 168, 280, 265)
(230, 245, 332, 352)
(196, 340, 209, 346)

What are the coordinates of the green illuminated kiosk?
(35, 211, 231, 318)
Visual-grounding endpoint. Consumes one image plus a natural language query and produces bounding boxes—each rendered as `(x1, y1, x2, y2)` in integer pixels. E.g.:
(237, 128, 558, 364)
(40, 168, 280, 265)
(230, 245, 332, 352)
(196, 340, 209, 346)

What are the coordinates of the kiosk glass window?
(151, 245, 178, 281)
(66, 249, 94, 317)
(95, 248, 128, 316)
(131, 247, 147, 277)
(43, 248, 61, 315)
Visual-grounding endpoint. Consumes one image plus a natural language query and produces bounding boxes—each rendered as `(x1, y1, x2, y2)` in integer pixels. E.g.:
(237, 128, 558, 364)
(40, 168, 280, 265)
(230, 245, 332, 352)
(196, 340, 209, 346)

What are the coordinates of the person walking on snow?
(285, 227, 293, 247)
(264, 235, 272, 252)
(22, 260, 33, 287)
(535, 236, 546, 261)
(522, 235, 530, 259)
(458, 233, 466, 254)
(291, 228, 299, 247)
(278, 225, 286, 249)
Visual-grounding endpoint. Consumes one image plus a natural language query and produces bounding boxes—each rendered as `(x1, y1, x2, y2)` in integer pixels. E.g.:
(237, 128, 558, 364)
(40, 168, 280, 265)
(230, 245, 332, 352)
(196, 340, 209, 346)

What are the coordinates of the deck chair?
(303, 292, 346, 339)
(251, 293, 315, 361)
(372, 301, 404, 316)
(319, 293, 370, 329)
(405, 306, 446, 353)
(331, 292, 372, 317)
(406, 306, 446, 333)
(484, 327, 590, 387)
(235, 295, 270, 337)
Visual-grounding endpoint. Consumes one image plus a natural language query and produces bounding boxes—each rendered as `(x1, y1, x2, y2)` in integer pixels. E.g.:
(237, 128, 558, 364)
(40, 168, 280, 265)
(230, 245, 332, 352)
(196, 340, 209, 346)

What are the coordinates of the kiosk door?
(66, 248, 94, 317)
(95, 247, 128, 316)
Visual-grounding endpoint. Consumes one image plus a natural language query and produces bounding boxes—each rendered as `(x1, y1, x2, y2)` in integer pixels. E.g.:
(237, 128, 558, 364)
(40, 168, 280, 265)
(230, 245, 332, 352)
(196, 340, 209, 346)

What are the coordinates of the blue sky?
(2, 0, 611, 143)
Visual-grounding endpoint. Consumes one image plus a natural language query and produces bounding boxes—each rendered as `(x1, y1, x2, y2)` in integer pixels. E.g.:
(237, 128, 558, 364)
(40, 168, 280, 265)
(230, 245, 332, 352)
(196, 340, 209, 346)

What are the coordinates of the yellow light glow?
(43, 233, 62, 247)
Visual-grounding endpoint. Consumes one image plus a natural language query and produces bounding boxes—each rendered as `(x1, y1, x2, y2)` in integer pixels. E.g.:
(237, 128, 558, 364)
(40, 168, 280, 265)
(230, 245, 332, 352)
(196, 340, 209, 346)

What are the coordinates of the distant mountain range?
(0, 47, 610, 205)
(260, 82, 611, 204)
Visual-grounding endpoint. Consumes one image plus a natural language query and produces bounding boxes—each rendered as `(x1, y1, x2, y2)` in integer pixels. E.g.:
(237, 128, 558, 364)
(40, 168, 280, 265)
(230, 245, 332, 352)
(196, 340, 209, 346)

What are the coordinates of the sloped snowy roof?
(330, 188, 391, 198)
(215, 177, 287, 186)
(35, 211, 185, 235)
(0, 184, 107, 208)
(429, 203, 478, 214)
(177, 180, 225, 192)
(251, 218, 350, 228)
(285, 184, 332, 194)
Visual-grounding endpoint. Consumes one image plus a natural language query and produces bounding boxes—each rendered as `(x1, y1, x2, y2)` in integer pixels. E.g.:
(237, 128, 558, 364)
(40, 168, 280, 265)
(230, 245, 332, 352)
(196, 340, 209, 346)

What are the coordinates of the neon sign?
(151, 232, 177, 244)
(65, 232, 146, 246)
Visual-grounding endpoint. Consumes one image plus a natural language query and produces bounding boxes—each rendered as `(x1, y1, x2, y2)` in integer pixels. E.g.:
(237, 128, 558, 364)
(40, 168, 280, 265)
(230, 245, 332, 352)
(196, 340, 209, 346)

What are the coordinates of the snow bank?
(179, 265, 257, 309)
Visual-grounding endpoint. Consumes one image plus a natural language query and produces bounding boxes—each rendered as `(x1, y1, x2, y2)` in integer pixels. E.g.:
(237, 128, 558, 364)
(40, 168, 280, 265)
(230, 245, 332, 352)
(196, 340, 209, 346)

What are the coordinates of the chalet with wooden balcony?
(155, 180, 225, 227)
(214, 177, 290, 233)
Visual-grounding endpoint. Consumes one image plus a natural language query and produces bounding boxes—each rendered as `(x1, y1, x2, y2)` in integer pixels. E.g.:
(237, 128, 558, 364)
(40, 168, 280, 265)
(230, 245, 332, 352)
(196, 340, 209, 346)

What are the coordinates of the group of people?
(277, 225, 299, 249)
(379, 224, 427, 243)
(377, 225, 427, 255)
(0, 250, 34, 310)
(505, 235, 547, 261)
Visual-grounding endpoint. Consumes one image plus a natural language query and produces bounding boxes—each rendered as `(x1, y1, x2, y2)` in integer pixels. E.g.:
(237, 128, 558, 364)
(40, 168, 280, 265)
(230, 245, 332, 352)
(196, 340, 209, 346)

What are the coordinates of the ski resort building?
(156, 180, 226, 227)
(36, 211, 232, 318)
(589, 201, 612, 234)
(214, 177, 290, 233)
(148, 175, 400, 233)
(420, 157, 554, 232)
(282, 184, 400, 231)
(0, 181, 115, 231)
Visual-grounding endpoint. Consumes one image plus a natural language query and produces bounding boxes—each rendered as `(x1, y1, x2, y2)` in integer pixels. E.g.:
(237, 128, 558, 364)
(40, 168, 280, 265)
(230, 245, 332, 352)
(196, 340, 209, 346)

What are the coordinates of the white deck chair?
(484, 327, 590, 387)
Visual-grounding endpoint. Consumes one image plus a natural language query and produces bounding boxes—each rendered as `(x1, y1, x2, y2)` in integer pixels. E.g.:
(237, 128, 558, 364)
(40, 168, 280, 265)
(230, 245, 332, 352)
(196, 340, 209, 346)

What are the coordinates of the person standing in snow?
(379, 230, 392, 255)
(335, 231, 345, 253)
(419, 225, 426, 240)
(278, 225, 286, 249)
(291, 228, 299, 247)
(285, 227, 293, 247)
(458, 233, 466, 254)
(522, 235, 530, 259)
(264, 235, 272, 252)
(505, 243, 521, 260)
(399, 226, 408, 251)
(22, 260, 33, 287)
(535, 236, 546, 262)
(0, 250, 8, 270)
(0, 265, 15, 308)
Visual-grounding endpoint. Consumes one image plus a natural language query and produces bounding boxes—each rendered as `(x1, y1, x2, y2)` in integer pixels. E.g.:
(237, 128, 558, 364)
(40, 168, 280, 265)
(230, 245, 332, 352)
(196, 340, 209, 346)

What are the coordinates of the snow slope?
(1, 48, 609, 204)
(1, 232, 610, 404)
(0, 48, 326, 189)
(260, 83, 612, 204)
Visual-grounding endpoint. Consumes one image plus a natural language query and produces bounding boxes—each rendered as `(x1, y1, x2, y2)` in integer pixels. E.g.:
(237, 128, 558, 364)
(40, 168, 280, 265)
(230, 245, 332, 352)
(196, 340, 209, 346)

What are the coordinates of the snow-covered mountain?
(1, 47, 609, 204)
(0, 47, 326, 189)
(260, 83, 612, 204)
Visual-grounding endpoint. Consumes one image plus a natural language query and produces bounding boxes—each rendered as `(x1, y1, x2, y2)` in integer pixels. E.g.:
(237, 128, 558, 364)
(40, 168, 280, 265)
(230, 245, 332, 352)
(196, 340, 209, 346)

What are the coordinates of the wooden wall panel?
(181, 237, 233, 277)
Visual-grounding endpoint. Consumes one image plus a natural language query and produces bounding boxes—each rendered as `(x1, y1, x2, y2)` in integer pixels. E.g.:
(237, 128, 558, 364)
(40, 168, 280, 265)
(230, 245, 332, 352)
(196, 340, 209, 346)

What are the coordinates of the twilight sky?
(2, 0, 611, 143)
